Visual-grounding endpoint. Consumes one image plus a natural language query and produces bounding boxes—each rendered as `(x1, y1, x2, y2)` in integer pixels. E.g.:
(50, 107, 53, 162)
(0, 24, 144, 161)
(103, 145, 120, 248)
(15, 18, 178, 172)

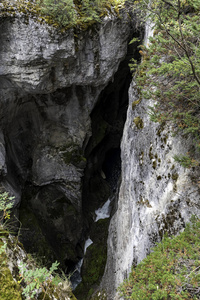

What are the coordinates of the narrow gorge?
(0, 1, 199, 300)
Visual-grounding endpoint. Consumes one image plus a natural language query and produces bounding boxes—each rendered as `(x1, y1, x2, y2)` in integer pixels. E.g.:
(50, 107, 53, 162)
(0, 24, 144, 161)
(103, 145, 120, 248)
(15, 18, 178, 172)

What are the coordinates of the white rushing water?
(72, 195, 112, 288)
(71, 237, 93, 290)
(84, 238, 93, 253)
(95, 198, 111, 222)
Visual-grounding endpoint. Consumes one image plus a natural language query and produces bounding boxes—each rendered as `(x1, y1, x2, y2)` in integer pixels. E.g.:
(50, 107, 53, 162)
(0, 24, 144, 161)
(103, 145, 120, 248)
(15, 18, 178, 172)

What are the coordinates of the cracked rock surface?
(0, 11, 133, 266)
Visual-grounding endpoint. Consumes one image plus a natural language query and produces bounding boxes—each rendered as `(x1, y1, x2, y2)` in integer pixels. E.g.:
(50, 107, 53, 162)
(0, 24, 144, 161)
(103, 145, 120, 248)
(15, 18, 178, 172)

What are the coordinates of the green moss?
(83, 243, 107, 285)
(172, 173, 178, 181)
(157, 176, 162, 180)
(75, 219, 109, 300)
(63, 151, 86, 165)
(19, 208, 56, 266)
(75, 242, 107, 299)
(0, 228, 76, 300)
(0, 249, 22, 300)
(0, 267, 22, 300)
(60, 145, 87, 167)
(163, 134, 168, 144)
(138, 197, 152, 208)
(132, 97, 142, 110)
(149, 145, 154, 160)
(133, 117, 144, 129)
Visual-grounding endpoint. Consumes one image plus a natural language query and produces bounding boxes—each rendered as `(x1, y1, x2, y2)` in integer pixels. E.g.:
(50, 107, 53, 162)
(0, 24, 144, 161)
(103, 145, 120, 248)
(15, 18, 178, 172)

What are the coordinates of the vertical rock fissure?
(82, 41, 140, 219)
(74, 42, 141, 299)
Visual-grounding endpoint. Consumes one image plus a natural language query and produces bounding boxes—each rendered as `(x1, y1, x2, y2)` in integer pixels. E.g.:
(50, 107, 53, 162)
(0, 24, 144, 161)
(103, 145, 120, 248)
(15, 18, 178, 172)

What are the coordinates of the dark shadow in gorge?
(82, 39, 141, 224)
(74, 40, 142, 299)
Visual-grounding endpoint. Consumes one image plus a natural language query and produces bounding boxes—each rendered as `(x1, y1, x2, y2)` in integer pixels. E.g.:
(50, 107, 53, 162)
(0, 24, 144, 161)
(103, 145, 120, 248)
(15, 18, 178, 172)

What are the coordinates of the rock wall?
(0, 9, 137, 268)
(101, 80, 200, 299)
(3, 6, 198, 300)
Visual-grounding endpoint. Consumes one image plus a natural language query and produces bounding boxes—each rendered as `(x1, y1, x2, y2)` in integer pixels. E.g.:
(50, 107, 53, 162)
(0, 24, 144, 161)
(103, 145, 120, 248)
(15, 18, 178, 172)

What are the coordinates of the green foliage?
(0, 193, 22, 299)
(174, 154, 199, 168)
(1, 0, 125, 29)
(0, 192, 15, 255)
(118, 216, 200, 299)
(38, 0, 125, 28)
(75, 242, 107, 299)
(0, 192, 73, 299)
(131, 0, 200, 167)
(0, 192, 15, 222)
(19, 260, 61, 299)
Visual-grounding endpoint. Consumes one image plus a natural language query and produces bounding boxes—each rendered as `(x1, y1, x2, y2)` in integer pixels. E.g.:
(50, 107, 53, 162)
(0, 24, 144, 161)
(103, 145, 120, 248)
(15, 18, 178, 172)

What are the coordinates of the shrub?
(19, 260, 61, 299)
(118, 216, 200, 299)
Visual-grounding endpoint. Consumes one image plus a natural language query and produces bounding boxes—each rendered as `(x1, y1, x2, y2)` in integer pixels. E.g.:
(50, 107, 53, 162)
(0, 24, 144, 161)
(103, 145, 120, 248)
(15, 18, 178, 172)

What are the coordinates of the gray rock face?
(101, 80, 200, 299)
(0, 130, 7, 175)
(0, 11, 133, 266)
(0, 14, 131, 92)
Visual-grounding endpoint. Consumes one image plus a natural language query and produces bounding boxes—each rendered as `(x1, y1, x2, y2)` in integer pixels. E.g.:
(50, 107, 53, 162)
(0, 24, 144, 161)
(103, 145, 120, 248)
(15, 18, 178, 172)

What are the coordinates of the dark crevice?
(75, 38, 142, 298)
(82, 40, 140, 221)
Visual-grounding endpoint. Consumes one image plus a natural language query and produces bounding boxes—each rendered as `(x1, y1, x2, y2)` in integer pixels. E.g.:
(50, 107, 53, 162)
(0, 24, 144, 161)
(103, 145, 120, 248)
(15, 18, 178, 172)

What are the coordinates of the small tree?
(39, 0, 78, 27)
(130, 0, 200, 166)
(19, 261, 61, 299)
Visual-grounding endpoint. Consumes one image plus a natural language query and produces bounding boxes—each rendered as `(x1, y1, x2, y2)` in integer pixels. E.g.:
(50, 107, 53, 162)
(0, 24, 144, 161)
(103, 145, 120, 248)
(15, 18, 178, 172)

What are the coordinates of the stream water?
(71, 196, 113, 289)
(71, 238, 93, 289)
(95, 197, 112, 222)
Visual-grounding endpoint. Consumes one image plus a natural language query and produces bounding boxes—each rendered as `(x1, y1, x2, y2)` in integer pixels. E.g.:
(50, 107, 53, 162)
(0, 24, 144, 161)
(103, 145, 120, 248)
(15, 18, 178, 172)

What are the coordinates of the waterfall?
(95, 198, 112, 222)
(71, 238, 93, 290)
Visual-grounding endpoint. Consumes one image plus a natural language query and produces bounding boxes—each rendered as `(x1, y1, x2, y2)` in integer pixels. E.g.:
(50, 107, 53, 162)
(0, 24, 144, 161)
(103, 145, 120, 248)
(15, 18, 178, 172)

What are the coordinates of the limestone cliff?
(101, 80, 200, 299)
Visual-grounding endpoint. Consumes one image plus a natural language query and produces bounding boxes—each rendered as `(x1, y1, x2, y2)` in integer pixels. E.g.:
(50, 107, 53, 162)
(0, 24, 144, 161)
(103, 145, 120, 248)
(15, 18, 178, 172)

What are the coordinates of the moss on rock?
(74, 219, 109, 300)
(133, 117, 144, 129)
(0, 238, 22, 300)
(132, 97, 141, 110)
(19, 207, 57, 267)
(172, 173, 178, 181)
(0, 265, 22, 300)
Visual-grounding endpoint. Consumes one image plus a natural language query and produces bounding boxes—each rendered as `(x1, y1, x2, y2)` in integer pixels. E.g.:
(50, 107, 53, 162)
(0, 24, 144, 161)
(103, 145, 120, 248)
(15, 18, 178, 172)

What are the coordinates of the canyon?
(0, 4, 199, 300)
